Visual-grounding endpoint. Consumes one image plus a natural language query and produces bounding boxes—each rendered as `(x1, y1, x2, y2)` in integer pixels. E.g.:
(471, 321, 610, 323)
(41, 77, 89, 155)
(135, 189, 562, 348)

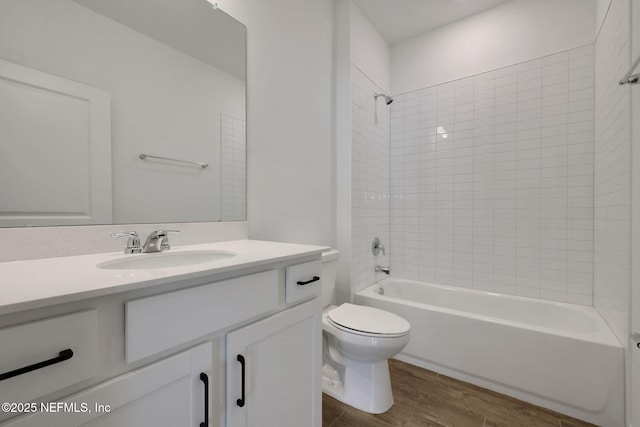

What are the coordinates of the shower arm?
(374, 92, 393, 105)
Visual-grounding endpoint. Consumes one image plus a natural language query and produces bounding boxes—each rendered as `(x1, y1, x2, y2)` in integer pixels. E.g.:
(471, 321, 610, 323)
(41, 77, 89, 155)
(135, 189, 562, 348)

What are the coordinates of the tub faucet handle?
(372, 237, 385, 256)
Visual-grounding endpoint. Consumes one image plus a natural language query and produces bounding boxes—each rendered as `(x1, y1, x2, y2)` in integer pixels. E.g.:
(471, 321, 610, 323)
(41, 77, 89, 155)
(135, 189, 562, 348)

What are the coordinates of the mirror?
(0, 0, 246, 227)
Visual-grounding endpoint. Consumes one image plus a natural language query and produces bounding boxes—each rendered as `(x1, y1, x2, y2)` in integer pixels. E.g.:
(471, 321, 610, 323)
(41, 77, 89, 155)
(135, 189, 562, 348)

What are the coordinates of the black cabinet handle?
(236, 354, 246, 407)
(296, 276, 320, 286)
(0, 349, 73, 381)
(199, 373, 209, 427)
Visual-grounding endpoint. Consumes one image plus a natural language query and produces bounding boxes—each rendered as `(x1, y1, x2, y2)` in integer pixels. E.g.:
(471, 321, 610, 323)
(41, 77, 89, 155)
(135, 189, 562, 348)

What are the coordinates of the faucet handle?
(158, 230, 179, 250)
(143, 230, 180, 252)
(111, 231, 142, 254)
(147, 229, 180, 237)
(372, 237, 386, 256)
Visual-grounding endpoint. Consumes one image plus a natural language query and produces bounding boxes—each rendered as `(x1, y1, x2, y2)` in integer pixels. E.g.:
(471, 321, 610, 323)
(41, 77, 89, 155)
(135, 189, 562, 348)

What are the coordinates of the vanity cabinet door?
(2, 342, 212, 427)
(226, 298, 321, 427)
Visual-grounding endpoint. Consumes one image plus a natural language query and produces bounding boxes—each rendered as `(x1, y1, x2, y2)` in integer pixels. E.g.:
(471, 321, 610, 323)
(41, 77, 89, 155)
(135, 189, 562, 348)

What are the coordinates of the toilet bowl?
(320, 250, 410, 414)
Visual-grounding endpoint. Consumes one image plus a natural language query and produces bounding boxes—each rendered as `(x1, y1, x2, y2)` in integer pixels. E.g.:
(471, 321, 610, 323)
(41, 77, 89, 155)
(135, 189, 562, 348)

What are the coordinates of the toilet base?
(321, 359, 394, 414)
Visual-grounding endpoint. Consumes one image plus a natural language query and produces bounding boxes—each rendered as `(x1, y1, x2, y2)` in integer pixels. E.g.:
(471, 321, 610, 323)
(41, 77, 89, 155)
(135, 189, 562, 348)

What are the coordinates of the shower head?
(374, 92, 393, 105)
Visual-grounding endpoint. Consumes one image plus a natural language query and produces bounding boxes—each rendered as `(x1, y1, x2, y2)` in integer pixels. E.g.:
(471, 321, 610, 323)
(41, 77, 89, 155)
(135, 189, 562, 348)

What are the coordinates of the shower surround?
(350, 64, 391, 294)
(344, 2, 632, 424)
(389, 45, 596, 305)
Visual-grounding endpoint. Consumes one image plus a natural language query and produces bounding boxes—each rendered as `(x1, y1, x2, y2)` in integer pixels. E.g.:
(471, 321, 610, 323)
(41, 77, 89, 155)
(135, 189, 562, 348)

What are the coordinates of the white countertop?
(0, 240, 329, 316)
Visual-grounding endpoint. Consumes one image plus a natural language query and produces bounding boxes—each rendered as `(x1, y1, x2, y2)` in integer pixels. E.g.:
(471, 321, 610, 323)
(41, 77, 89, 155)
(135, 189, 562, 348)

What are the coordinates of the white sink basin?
(98, 250, 236, 270)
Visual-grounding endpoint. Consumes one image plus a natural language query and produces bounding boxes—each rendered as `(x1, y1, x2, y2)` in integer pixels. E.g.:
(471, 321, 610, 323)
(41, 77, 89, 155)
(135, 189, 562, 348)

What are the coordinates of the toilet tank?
(321, 249, 340, 307)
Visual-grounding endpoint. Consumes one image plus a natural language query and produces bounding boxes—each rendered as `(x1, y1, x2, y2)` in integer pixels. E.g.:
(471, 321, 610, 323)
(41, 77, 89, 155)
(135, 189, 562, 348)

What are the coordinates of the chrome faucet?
(111, 231, 142, 254)
(142, 230, 180, 253)
(375, 265, 390, 275)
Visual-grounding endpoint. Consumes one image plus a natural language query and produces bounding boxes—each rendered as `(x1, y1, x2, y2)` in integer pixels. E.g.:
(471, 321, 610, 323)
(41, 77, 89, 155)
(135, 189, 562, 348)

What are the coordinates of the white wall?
(391, 0, 597, 94)
(334, 0, 392, 301)
(350, 2, 390, 93)
(596, 0, 612, 35)
(335, 0, 354, 303)
(216, 0, 335, 247)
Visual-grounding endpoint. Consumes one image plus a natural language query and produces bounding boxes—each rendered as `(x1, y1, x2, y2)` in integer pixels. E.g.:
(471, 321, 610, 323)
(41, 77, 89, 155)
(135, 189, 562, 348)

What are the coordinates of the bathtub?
(355, 278, 624, 427)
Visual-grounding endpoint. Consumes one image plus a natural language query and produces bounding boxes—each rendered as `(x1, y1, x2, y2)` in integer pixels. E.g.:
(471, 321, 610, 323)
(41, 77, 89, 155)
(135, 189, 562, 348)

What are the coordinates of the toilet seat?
(327, 303, 410, 337)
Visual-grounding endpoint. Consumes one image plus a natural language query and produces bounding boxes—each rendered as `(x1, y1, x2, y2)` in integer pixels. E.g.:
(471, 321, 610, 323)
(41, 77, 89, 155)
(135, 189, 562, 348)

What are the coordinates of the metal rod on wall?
(139, 153, 209, 169)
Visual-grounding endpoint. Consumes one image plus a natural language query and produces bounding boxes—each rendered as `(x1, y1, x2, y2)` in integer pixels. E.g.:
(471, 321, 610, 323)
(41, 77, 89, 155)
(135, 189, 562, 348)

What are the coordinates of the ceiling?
(352, 0, 512, 45)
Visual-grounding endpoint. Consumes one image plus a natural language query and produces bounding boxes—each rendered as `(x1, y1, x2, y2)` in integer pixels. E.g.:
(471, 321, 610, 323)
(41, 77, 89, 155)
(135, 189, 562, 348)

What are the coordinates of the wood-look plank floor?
(323, 359, 598, 427)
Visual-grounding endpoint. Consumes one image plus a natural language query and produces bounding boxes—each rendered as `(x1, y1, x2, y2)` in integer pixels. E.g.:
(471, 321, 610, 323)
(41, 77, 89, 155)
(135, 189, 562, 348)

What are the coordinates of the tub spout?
(375, 265, 390, 275)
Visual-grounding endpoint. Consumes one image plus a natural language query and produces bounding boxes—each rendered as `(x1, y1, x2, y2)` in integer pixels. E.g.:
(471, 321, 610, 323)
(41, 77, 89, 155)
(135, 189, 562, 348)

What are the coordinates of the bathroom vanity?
(0, 240, 326, 427)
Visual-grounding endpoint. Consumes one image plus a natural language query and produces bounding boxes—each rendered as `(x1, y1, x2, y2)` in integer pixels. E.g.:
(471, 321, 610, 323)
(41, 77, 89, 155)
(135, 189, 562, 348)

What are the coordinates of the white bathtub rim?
(359, 278, 621, 348)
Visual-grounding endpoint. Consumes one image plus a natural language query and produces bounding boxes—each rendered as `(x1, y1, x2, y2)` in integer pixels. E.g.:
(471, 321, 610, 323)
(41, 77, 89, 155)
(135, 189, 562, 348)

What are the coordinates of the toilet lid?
(328, 303, 410, 336)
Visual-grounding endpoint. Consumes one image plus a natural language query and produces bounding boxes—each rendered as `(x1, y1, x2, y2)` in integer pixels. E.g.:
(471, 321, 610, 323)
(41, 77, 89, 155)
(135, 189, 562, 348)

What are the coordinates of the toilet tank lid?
(328, 303, 410, 335)
(321, 249, 339, 262)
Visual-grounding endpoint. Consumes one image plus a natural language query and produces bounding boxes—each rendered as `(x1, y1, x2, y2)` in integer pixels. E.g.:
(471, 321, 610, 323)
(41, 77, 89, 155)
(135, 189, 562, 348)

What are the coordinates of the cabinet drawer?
(126, 270, 279, 363)
(0, 310, 98, 404)
(3, 342, 212, 427)
(285, 260, 321, 304)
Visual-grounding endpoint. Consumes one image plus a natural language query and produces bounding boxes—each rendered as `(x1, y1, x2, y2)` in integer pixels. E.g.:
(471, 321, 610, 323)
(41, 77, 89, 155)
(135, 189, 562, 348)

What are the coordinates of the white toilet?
(320, 250, 410, 414)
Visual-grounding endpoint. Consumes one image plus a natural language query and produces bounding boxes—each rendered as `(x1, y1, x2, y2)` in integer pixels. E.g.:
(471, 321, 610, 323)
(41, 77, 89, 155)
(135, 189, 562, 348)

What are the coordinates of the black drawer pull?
(0, 349, 73, 381)
(296, 276, 320, 286)
(199, 372, 209, 427)
(236, 354, 246, 407)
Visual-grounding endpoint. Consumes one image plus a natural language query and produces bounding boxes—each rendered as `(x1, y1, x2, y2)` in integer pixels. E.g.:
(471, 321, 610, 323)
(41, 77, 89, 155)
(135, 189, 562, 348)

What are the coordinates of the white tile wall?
(390, 45, 595, 305)
(351, 65, 391, 294)
(594, 0, 631, 344)
(220, 113, 247, 221)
